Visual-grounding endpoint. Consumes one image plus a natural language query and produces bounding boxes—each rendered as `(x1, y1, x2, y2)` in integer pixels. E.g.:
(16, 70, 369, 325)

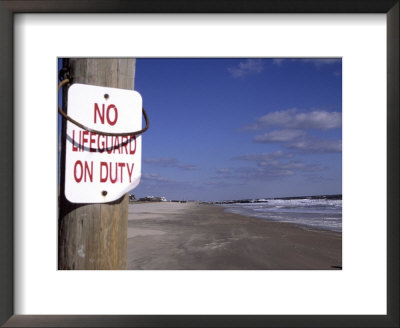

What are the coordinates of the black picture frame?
(0, 1, 398, 327)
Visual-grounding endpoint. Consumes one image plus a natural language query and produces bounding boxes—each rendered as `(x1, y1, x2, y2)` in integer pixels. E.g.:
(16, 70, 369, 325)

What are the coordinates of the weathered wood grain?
(58, 58, 135, 270)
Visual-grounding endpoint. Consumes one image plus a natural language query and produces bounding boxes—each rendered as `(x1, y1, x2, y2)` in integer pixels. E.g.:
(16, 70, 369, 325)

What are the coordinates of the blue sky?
(133, 58, 341, 201)
(59, 58, 342, 202)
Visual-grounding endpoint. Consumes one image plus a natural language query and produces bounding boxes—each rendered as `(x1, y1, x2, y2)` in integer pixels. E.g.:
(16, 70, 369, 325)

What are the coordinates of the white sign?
(65, 84, 142, 203)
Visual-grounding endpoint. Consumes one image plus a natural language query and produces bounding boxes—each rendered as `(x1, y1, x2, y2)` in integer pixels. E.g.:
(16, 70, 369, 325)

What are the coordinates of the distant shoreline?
(130, 194, 342, 204)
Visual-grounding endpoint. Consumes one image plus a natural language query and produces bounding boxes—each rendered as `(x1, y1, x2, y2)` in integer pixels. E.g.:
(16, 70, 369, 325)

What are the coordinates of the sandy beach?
(127, 202, 342, 270)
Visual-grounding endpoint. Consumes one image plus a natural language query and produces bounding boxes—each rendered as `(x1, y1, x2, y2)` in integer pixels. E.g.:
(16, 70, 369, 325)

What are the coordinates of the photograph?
(2, 0, 397, 325)
(58, 58, 342, 270)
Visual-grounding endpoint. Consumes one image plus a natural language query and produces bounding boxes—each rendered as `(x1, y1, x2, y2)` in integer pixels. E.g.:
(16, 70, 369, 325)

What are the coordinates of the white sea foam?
(219, 198, 342, 232)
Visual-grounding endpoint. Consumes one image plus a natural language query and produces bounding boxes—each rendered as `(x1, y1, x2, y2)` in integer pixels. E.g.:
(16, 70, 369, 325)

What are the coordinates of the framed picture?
(1, 1, 398, 327)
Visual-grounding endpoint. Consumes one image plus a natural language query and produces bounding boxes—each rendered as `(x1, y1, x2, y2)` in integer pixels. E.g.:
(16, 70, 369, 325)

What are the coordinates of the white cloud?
(287, 137, 342, 153)
(232, 150, 292, 162)
(272, 58, 285, 66)
(304, 174, 335, 182)
(272, 58, 341, 67)
(141, 173, 171, 182)
(229, 153, 327, 180)
(227, 59, 264, 78)
(245, 108, 342, 131)
(252, 129, 342, 154)
(233, 152, 325, 170)
(216, 168, 234, 174)
(144, 157, 198, 170)
(298, 58, 341, 67)
(203, 180, 240, 187)
(253, 129, 306, 143)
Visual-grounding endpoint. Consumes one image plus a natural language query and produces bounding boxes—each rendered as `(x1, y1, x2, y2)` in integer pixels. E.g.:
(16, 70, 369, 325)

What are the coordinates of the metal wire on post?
(58, 79, 149, 137)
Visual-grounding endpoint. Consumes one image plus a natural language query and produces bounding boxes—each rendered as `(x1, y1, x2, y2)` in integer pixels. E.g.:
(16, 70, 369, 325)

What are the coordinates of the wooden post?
(58, 58, 136, 270)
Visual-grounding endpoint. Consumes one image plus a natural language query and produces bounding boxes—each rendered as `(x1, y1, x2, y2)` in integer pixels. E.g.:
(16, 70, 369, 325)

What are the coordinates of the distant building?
(138, 196, 167, 202)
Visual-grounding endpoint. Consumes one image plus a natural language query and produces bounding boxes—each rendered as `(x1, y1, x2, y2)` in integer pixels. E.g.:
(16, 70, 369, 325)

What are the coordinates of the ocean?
(217, 197, 342, 232)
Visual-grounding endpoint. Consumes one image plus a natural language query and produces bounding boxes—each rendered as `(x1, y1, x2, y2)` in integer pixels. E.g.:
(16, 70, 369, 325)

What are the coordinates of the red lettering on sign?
(130, 136, 136, 154)
(94, 103, 118, 126)
(127, 163, 134, 182)
(74, 160, 83, 182)
(82, 131, 89, 151)
(69, 131, 138, 155)
(121, 136, 128, 153)
(97, 135, 105, 153)
(98, 162, 134, 183)
(109, 162, 118, 184)
(113, 136, 121, 154)
(94, 103, 105, 124)
(89, 132, 96, 152)
(71, 130, 78, 151)
(105, 136, 113, 154)
(106, 104, 118, 126)
(84, 161, 93, 182)
(118, 163, 125, 182)
(78, 130, 82, 152)
(74, 160, 93, 183)
(100, 162, 108, 182)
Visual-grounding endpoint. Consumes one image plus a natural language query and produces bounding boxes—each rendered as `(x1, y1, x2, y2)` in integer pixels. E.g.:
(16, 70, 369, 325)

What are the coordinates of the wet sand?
(127, 202, 342, 270)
